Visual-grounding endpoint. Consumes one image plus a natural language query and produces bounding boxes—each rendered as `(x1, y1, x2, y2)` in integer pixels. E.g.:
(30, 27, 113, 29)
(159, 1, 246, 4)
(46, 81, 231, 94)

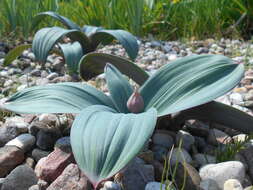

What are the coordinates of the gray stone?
(199, 161, 245, 189)
(1, 165, 38, 190)
(145, 181, 175, 190)
(207, 129, 231, 146)
(176, 130, 195, 151)
(46, 72, 59, 80)
(54, 136, 71, 152)
(35, 78, 49, 86)
(120, 158, 155, 190)
(193, 154, 216, 167)
(168, 148, 192, 166)
(152, 145, 168, 162)
(200, 179, 220, 190)
(152, 132, 174, 149)
(36, 129, 61, 150)
(224, 179, 243, 190)
(101, 181, 121, 190)
(0, 178, 5, 189)
(32, 148, 50, 162)
(6, 134, 35, 152)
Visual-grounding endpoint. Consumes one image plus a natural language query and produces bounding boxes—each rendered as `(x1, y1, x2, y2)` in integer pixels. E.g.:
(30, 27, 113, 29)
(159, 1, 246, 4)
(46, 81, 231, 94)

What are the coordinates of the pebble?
(1, 165, 38, 190)
(101, 181, 121, 190)
(6, 134, 35, 152)
(223, 179, 243, 190)
(176, 130, 195, 151)
(193, 154, 216, 167)
(145, 181, 175, 190)
(168, 148, 192, 166)
(0, 146, 25, 177)
(152, 132, 174, 149)
(32, 148, 51, 162)
(199, 161, 245, 189)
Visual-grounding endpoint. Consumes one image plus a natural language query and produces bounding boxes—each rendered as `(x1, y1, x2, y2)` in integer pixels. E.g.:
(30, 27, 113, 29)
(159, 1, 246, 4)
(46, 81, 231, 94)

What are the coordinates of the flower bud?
(127, 90, 144, 113)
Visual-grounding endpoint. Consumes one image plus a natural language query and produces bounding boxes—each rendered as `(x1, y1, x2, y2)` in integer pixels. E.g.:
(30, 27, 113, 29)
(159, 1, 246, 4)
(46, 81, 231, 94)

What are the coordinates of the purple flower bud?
(127, 90, 144, 113)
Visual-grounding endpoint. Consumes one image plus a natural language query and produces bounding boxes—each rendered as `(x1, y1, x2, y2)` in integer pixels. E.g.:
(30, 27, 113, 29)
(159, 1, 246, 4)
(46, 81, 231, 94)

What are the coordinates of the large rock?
(0, 146, 25, 177)
(199, 161, 245, 189)
(120, 158, 155, 190)
(1, 165, 38, 190)
(174, 163, 201, 190)
(6, 134, 35, 152)
(47, 164, 91, 190)
(35, 147, 75, 183)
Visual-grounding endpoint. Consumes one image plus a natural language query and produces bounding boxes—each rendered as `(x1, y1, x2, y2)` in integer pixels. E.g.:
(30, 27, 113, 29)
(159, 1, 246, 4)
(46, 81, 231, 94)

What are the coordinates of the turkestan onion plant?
(0, 54, 246, 189)
(4, 11, 139, 75)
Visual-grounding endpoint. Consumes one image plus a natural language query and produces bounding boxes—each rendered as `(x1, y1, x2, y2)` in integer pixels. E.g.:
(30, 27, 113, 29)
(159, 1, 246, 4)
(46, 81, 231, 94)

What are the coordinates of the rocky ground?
(0, 38, 253, 190)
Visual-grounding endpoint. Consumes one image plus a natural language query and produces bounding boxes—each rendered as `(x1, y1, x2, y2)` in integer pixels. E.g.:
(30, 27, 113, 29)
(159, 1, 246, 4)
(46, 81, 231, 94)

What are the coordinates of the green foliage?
(0, 0, 252, 40)
(1, 54, 245, 188)
(216, 134, 253, 162)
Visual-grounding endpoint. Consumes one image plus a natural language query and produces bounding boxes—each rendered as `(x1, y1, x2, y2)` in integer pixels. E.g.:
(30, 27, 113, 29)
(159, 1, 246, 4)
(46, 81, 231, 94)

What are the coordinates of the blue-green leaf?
(59, 42, 83, 74)
(70, 105, 157, 188)
(79, 53, 149, 85)
(34, 11, 81, 30)
(105, 64, 133, 113)
(82, 25, 103, 37)
(2, 83, 115, 114)
(140, 54, 244, 116)
(90, 29, 139, 60)
(32, 27, 90, 63)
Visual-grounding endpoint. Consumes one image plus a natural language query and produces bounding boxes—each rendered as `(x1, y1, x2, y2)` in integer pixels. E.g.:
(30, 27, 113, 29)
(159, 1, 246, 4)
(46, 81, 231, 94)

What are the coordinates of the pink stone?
(35, 148, 75, 183)
(47, 164, 90, 190)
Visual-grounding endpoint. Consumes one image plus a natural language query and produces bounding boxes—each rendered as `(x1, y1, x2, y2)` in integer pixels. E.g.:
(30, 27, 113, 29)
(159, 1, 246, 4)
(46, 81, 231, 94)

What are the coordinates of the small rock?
(101, 181, 121, 190)
(168, 148, 192, 166)
(185, 120, 209, 138)
(207, 129, 231, 146)
(145, 181, 175, 190)
(46, 72, 59, 80)
(138, 150, 154, 164)
(152, 132, 174, 149)
(6, 134, 35, 152)
(0, 146, 25, 177)
(1, 165, 38, 190)
(47, 164, 90, 190)
(176, 130, 195, 151)
(199, 179, 220, 190)
(230, 93, 244, 104)
(199, 161, 245, 189)
(174, 163, 201, 190)
(193, 154, 216, 167)
(224, 179, 243, 190)
(120, 158, 154, 190)
(152, 145, 168, 162)
(36, 129, 61, 150)
(54, 136, 71, 152)
(35, 78, 49, 86)
(240, 146, 253, 182)
(25, 157, 35, 168)
(0, 178, 5, 188)
(38, 114, 58, 126)
(32, 148, 50, 162)
(244, 186, 253, 190)
(35, 147, 75, 183)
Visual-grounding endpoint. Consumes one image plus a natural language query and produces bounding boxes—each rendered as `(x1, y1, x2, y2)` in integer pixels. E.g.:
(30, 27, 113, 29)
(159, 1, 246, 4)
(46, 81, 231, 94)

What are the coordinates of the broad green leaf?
(59, 42, 83, 74)
(3, 44, 31, 66)
(82, 25, 103, 37)
(2, 83, 115, 114)
(176, 101, 253, 134)
(79, 53, 149, 85)
(34, 11, 81, 30)
(32, 27, 90, 63)
(90, 29, 139, 60)
(140, 54, 244, 117)
(105, 64, 133, 113)
(70, 105, 157, 188)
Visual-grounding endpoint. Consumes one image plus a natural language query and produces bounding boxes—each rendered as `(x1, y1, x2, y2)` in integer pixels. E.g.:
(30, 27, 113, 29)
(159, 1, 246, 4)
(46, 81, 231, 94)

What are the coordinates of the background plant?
(0, 0, 252, 40)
